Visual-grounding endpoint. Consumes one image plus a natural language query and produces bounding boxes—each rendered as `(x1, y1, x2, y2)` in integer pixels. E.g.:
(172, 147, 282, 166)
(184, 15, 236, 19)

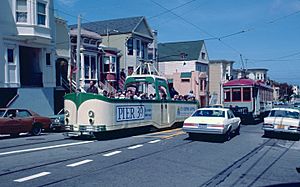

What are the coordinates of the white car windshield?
(269, 110, 300, 119)
(192, 110, 225, 117)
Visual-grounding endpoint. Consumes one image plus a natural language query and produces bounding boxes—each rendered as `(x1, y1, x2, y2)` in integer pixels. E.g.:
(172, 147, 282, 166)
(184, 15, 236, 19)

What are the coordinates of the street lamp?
(106, 28, 119, 47)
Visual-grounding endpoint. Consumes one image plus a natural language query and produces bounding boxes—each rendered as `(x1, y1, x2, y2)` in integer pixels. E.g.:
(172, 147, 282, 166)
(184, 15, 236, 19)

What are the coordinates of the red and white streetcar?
(223, 79, 273, 122)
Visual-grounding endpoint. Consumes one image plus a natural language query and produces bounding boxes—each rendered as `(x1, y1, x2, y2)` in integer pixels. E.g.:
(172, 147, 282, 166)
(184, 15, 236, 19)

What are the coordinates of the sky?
(54, 0, 300, 86)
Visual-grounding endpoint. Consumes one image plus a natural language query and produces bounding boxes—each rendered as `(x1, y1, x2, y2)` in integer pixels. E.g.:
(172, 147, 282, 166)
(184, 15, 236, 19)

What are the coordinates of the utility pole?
(76, 15, 81, 92)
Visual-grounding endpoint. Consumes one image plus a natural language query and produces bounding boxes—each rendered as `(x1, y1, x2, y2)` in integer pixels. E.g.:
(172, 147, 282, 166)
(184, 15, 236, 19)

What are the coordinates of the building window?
(232, 88, 241, 101)
(201, 52, 206, 59)
(136, 39, 140, 57)
(46, 53, 51, 65)
(127, 38, 133, 55)
(103, 56, 116, 74)
(7, 49, 14, 63)
(37, 2, 46, 25)
(110, 56, 116, 73)
(141, 42, 147, 59)
(84, 55, 97, 79)
(181, 79, 190, 83)
(16, 0, 27, 23)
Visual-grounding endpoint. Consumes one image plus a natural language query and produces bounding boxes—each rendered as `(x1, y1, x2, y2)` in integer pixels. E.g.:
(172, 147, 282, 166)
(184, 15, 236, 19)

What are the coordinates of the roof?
(271, 108, 300, 113)
(223, 79, 257, 87)
(223, 78, 273, 89)
(70, 28, 102, 40)
(210, 60, 234, 64)
(158, 40, 204, 62)
(70, 16, 145, 36)
(197, 107, 230, 112)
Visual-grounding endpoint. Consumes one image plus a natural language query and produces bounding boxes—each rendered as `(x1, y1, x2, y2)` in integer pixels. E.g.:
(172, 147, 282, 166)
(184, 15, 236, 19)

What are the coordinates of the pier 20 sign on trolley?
(116, 105, 152, 122)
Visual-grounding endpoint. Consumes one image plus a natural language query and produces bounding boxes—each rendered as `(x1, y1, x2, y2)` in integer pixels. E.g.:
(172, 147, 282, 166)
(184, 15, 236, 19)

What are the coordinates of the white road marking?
(128, 144, 143, 150)
(0, 141, 94, 156)
(148, 139, 161, 144)
(14, 172, 51, 182)
(103, 151, 122, 157)
(66, 159, 93, 167)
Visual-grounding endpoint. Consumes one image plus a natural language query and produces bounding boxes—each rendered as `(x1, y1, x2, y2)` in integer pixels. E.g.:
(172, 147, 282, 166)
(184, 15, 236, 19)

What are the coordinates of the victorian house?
(0, 0, 57, 115)
(70, 16, 156, 78)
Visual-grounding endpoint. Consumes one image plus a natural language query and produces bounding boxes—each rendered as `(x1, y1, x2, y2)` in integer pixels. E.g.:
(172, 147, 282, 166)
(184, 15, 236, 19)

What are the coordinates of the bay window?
(37, 2, 46, 25)
(16, 0, 27, 23)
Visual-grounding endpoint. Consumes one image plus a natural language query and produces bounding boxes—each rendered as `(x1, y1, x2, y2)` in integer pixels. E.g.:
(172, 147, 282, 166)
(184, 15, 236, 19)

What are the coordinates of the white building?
(209, 60, 234, 105)
(0, 0, 57, 115)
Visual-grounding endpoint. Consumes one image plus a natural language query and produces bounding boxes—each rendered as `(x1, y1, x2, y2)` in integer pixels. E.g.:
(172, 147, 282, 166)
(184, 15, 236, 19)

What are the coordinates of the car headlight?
(88, 110, 95, 118)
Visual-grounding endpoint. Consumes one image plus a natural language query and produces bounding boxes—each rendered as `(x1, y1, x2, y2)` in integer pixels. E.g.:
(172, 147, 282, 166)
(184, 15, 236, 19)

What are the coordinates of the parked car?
(263, 108, 300, 136)
(49, 109, 65, 131)
(0, 108, 51, 137)
(182, 108, 241, 141)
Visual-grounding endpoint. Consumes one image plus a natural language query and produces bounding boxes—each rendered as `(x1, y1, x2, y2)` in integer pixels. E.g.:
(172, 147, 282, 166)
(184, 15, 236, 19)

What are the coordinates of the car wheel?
(264, 130, 272, 137)
(188, 133, 196, 139)
(31, 124, 42, 136)
(235, 125, 240, 135)
(224, 129, 231, 141)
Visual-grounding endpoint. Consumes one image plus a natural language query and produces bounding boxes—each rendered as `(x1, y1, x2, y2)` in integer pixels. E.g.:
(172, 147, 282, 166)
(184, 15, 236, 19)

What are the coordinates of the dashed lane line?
(127, 144, 143, 150)
(103, 151, 122, 157)
(148, 139, 161, 144)
(14, 172, 51, 182)
(0, 141, 95, 156)
(66, 159, 93, 167)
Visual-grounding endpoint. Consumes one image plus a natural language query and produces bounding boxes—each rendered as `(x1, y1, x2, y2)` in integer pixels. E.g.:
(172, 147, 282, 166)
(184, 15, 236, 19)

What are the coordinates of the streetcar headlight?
(88, 110, 95, 118)
(65, 110, 70, 117)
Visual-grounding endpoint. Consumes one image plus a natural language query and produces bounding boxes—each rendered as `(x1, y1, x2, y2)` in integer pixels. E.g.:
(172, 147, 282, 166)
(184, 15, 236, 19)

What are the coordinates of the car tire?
(235, 125, 240, 135)
(31, 124, 42, 136)
(188, 133, 196, 139)
(224, 129, 231, 141)
(264, 130, 272, 137)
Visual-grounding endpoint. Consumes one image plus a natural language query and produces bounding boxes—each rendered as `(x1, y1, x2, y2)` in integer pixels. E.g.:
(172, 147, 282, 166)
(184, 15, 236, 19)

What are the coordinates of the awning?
(180, 72, 192, 78)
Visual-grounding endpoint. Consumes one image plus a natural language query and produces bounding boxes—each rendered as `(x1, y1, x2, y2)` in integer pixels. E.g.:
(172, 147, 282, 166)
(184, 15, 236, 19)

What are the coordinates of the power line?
(149, 0, 199, 19)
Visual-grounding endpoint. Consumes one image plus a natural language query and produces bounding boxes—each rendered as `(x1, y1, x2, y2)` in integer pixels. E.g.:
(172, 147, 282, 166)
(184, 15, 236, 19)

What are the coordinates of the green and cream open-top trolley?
(64, 61, 197, 137)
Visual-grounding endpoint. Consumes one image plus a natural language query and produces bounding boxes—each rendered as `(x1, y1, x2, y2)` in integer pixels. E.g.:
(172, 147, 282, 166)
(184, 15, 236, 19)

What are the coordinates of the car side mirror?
(8, 114, 14, 118)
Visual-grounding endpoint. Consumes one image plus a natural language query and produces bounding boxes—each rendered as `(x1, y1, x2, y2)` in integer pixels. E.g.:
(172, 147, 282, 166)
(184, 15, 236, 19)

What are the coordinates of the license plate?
(277, 125, 284, 129)
(198, 124, 207, 128)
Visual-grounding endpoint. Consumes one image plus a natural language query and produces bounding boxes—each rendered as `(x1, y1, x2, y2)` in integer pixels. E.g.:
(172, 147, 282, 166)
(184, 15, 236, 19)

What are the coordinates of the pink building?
(158, 40, 209, 107)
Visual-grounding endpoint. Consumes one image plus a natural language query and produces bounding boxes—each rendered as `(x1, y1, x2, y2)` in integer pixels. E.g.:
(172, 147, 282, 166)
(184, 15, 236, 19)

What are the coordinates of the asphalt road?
(0, 124, 300, 187)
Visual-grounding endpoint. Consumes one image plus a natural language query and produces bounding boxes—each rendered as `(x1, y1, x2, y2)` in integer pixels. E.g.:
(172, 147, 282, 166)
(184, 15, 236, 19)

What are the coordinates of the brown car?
(0, 108, 51, 137)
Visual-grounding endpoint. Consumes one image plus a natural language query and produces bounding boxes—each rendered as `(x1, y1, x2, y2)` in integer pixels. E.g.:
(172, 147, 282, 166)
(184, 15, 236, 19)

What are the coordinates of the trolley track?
(199, 138, 295, 187)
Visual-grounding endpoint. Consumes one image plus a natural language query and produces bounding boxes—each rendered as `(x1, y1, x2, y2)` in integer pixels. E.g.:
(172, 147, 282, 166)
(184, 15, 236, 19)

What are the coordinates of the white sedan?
(263, 108, 300, 136)
(182, 108, 241, 141)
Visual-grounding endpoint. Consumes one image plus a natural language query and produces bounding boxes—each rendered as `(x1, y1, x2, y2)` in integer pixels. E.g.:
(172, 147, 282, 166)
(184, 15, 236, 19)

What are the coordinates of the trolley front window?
(243, 87, 251, 101)
(232, 88, 241, 101)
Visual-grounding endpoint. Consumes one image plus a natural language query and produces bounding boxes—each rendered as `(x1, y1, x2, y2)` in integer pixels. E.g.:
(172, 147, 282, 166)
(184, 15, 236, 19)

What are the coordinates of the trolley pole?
(76, 15, 81, 92)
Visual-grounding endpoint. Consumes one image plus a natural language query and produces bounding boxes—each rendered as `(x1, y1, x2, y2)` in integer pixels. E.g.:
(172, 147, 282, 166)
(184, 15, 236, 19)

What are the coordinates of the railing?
(6, 93, 19, 108)
(119, 77, 126, 91)
(61, 77, 86, 93)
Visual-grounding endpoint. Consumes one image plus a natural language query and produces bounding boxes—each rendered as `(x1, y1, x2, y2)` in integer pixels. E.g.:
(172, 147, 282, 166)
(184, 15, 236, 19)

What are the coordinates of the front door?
(19, 46, 42, 87)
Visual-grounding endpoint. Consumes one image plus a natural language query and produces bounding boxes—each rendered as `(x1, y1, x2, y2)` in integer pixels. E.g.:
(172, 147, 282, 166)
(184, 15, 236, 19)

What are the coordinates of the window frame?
(242, 87, 251, 102)
(7, 48, 14, 64)
(232, 88, 241, 102)
(16, 0, 28, 23)
(37, 1, 47, 26)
